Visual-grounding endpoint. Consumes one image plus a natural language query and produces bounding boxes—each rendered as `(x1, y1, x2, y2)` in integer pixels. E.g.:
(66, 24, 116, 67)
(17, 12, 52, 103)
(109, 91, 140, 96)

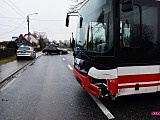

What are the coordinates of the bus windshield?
(76, 0, 114, 56)
(75, 0, 160, 60)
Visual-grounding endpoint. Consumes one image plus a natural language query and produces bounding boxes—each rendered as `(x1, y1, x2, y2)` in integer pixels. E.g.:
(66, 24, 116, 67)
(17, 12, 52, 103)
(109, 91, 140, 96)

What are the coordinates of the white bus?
(66, 0, 160, 100)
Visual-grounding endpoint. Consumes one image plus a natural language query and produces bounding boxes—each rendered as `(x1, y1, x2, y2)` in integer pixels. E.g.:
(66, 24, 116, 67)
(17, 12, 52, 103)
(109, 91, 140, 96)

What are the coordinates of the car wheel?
(45, 51, 49, 55)
(59, 51, 62, 54)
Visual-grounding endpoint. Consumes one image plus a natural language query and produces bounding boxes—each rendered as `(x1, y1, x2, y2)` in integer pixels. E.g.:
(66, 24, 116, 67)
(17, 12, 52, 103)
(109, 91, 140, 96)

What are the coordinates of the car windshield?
(19, 47, 30, 51)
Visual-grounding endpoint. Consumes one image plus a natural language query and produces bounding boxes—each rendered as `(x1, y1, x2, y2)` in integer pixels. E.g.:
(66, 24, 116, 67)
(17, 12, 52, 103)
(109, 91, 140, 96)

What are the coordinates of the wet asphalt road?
(0, 53, 160, 120)
(0, 60, 31, 82)
(0, 52, 42, 82)
(102, 93, 160, 120)
(0, 53, 108, 120)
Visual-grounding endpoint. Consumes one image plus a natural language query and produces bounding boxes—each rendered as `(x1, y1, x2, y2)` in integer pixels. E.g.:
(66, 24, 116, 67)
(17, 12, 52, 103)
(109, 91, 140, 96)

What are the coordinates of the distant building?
(1, 33, 39, 49)
(15, 34, 30, 47)
(15, 33, 39, 48)
(64, 40, 70, 46)
(24, 32, 38, 45)
(0, 41, 9, 49)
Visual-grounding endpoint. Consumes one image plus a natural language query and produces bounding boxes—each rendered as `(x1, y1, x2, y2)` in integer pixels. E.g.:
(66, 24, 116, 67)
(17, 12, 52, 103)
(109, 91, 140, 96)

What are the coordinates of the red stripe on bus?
(73, 67, 100, 97)
(118, 83, 158, 89)
(118, 74, 160, 84)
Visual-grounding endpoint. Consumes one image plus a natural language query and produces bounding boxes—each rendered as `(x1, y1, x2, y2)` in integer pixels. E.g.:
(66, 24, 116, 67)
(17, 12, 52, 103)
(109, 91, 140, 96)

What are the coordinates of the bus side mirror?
(122, 0, 133, 12)
(80, 16, 83, 28)
(66, 14, 70, 27)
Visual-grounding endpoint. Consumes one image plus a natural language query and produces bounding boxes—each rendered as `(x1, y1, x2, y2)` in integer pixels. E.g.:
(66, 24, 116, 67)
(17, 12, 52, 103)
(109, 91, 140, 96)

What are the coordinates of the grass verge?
(0, 55, 16, 65)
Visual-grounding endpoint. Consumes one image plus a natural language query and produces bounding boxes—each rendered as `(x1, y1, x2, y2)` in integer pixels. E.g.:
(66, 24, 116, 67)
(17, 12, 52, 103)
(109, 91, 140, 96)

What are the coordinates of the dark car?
(42, 45, 68, 55)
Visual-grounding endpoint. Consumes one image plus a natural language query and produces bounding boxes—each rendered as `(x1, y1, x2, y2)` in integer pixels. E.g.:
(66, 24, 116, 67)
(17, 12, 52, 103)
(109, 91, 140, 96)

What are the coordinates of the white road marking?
(61, 56, 72, 70)
(68, 64, 73, 70)
(89, 93, 115, 120)
(64, 59, 114, 119)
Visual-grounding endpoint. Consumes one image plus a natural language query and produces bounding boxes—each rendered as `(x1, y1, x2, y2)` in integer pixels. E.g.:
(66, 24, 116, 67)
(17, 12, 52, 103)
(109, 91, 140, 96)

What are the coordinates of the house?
(0, 41, 9, 49)
(15, 34, 30, 47)
(15, 33, 39, 48)
(24, 32, 38, 45)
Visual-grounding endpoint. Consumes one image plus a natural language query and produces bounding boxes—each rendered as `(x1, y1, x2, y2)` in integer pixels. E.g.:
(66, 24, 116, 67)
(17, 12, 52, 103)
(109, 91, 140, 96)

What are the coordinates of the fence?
(0, 48, 16, 59)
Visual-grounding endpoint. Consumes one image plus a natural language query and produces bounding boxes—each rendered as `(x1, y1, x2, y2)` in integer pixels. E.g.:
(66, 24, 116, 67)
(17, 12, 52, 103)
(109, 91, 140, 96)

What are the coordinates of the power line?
(31, 19, 65, 21)
(0, 23, 15, 28)
(0, 17, 76, 22)
(0, 16, 64, 21)
(7, 0, 26, 16)
(0, 4, 17, 18)
(0, 17, 25, 19)
(2, 0, 25, 18)
(0, 20, 26, 35)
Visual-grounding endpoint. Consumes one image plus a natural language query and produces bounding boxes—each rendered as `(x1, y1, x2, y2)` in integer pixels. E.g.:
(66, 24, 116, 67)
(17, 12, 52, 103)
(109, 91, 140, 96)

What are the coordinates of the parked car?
(16, 45, 36, 60)
(42, 45, 68, 55)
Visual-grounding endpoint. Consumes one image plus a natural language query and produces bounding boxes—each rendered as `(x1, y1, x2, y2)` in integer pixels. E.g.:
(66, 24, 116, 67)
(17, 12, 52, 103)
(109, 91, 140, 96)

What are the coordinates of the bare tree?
(33, 31, 49, 42)
(68, 0, 87, 13)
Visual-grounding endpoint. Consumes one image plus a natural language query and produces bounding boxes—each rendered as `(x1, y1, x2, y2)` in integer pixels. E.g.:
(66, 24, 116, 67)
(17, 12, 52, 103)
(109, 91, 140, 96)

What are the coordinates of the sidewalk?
(0, 52, 42, 83)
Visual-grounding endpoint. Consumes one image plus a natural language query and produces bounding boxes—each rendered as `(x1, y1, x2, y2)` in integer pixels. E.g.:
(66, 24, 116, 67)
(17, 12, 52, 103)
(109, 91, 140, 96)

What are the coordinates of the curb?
(0, 54, 42, 88)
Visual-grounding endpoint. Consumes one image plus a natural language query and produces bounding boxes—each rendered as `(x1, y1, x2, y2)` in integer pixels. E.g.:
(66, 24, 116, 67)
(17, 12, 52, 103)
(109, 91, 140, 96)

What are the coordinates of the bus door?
(119, 0, 160, 95)
(158, 67, 160, 91)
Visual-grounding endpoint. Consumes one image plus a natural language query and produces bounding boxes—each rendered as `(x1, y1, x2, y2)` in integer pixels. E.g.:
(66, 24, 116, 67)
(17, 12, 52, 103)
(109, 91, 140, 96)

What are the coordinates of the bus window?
(120, 0, 160, 62)
(120, 4, 141, 48)
(120, 20, 131, 47)
(88, 22, 106, 53)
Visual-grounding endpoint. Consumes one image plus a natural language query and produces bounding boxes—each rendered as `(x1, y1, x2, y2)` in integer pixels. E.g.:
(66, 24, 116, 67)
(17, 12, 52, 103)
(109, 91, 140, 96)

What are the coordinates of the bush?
(0, 48, 16, 59)
(6, 41, 18, 49)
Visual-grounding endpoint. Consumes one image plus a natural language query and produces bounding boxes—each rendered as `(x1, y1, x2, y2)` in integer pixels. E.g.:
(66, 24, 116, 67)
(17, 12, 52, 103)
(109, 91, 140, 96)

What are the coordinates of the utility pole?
(71, 32, 75, 50)
(27, 13, 38, 41)
(72, 32, 73, 40)
(27, 15, 29, 35)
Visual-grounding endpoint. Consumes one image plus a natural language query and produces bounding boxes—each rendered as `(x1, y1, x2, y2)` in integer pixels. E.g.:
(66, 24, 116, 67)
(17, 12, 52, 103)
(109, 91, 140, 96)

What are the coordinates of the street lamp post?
(27, 13, 38, 41)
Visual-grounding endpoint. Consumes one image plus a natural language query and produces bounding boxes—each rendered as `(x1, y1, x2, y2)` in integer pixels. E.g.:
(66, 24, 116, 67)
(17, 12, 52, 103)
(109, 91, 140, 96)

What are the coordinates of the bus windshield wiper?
(79, 51, 95, 61)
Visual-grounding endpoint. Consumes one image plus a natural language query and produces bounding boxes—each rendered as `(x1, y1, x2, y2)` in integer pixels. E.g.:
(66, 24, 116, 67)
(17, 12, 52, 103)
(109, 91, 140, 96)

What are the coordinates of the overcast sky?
(0, 0, 77, 42)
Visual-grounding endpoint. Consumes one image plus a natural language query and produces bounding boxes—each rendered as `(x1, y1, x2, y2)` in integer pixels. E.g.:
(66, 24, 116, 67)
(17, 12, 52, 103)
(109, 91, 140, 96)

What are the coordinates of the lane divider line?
(89, 93, 115, 120)
(67, 61, 115, 119)
(68, 64, 73, 71)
